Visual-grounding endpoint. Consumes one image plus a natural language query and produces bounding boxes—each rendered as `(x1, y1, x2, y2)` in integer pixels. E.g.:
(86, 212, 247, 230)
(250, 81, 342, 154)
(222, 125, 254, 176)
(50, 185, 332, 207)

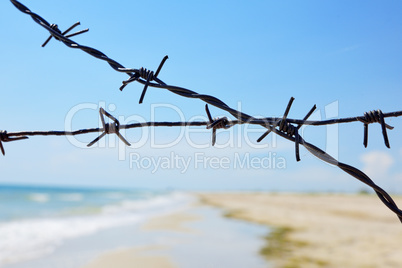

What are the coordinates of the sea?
(0, 184, 194, 267)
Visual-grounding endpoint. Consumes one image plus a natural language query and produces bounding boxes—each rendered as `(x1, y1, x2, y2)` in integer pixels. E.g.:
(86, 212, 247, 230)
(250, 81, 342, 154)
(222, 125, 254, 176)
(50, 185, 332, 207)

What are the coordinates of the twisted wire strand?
(5, 116, 402, 223)
(11, 0, 402, 128)
(8, 0, 402, 223)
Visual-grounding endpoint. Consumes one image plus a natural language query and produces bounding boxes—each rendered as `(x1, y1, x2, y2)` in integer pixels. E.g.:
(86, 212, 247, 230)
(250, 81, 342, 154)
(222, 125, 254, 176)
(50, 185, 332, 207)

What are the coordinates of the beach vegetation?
(259, 226, 295, 258)
(259, 226, 327, 268)
(223, 209, 244, 219)
(357, 188, 371, 195)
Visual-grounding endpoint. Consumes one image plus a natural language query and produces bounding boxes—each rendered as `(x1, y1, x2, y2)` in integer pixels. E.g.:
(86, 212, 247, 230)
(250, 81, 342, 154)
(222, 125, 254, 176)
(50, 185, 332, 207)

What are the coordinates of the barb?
(42, 22, 88, 47)
(87, 108, 131, 147)
(257, 97, 296, 153)
(357, 110, 393, 148)
(257, 98, 316, 162)
(205, 104, 231, 146)
(8, 0, 402, 223)
(120, 56, 169, 104)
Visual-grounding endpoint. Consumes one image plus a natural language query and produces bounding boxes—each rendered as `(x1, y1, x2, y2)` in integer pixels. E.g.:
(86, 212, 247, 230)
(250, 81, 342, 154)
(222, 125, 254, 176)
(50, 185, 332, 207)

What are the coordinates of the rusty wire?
(6, 0, 402, 223)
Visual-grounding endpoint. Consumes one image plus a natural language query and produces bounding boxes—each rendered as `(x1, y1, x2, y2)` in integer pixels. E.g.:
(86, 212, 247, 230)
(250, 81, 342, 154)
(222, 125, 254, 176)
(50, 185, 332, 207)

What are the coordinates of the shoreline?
(80, 211, 202, 268)
(199, 192, 402, 268)
(37, 191, 402, 268)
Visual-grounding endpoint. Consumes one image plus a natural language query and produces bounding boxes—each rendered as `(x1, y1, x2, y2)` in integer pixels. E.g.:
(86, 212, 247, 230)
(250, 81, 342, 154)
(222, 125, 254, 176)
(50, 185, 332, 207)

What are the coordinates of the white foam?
(0, 192, 193, 266)
(28, 193, 49, 203)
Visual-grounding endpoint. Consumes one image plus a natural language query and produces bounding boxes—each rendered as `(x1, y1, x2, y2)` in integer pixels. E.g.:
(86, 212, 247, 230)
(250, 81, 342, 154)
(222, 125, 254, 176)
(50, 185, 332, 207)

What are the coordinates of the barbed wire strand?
(7, 0, 402, 223)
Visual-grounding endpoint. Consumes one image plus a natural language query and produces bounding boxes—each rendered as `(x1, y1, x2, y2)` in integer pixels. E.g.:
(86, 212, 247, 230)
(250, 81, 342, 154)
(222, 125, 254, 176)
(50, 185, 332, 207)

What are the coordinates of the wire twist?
(0, 131, 29, 156)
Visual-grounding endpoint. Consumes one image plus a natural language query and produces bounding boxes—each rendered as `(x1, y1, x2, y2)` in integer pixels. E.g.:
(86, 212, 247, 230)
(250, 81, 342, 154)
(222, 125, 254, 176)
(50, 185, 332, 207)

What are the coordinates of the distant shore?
(199, 192, 402, 268)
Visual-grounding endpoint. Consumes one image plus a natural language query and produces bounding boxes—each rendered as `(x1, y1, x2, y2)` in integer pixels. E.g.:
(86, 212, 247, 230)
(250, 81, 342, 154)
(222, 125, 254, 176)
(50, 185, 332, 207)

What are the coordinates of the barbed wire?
(6, 0, 402, 223)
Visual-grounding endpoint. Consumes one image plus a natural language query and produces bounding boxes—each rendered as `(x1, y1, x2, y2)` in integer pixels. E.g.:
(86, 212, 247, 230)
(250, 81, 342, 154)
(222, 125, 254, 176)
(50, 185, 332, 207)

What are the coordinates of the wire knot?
(357, 109, 394, 148)
(49, 24, 62, 39)
(0, 131, 9, 153)
(277, 119, 296, 137)
(205, 104, 231, 146)
(138, 67, 154, 81)
(361, 110, 380, 124)
(0, 130, 29, 156)
(206, 117, 230, 130)
(104, 122, 119, 135)
(0, 130, 7, 140)
(0, 131, 8, 155)
(42, 22, 89, 47)
(120, 56, 169, 104)
(87, 108, 131, 147)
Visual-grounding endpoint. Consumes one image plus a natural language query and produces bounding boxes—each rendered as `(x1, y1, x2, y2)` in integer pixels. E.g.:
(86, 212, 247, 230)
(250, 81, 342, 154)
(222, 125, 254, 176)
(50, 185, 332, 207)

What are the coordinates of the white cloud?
(360, 151, 394, 179)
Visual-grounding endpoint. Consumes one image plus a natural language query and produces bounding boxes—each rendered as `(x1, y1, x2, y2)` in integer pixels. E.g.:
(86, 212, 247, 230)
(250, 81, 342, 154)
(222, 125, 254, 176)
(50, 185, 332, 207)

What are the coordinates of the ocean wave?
(0, 191, 193, 266)
(57, 193, 83, 202)
(102, 192, 126, 200)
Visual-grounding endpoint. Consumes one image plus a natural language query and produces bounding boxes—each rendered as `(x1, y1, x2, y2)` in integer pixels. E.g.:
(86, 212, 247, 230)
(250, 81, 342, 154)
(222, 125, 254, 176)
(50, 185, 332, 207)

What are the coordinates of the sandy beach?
(75, 192, 402, 268)
(200, 192, 402, 268)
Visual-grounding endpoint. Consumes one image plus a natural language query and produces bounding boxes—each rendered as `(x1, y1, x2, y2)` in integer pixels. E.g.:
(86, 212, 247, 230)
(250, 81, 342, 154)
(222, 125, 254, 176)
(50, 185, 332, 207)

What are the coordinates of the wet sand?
(80, 206, 267, 268)
(82, 246, 177, 268)
(80, 212, 200, 268)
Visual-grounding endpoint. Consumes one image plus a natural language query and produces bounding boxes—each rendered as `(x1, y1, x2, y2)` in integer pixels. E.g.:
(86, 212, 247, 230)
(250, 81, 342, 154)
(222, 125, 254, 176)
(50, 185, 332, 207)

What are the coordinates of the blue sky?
(0, 0, 401, 193)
